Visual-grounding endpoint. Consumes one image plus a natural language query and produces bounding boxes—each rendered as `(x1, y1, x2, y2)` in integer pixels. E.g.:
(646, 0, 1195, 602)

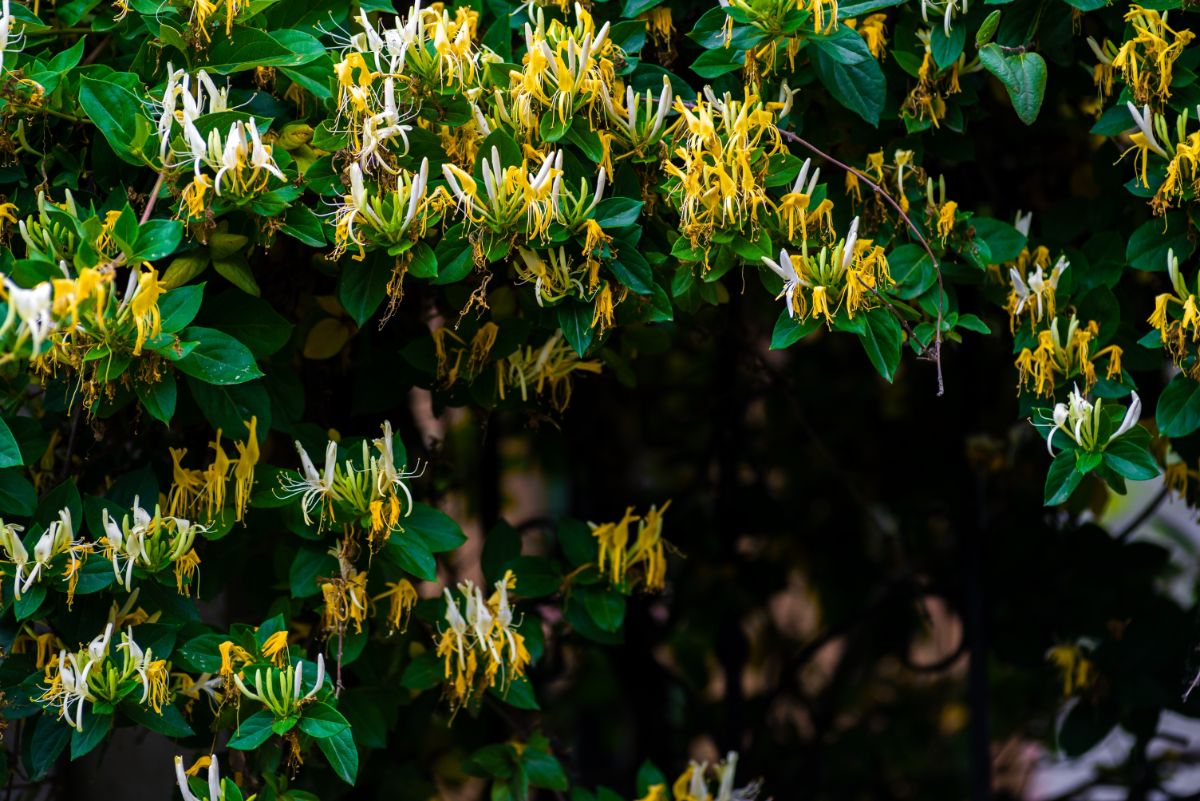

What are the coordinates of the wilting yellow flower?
(591, 502, 673, 591)
(849, 14, 888, 59)
(375, 578, 419, 634)
(902, 31, 962, 129)
(1112, 5, 1195, 105)
(496, 330, 602, 411)
(1047, 643, 1095, 697)
(261, 629, 289, 667)
(1014, 315, 1122, 397)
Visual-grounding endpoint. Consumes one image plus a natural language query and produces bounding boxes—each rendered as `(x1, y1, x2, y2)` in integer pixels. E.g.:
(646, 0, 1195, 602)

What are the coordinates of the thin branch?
(777, 128, 946, 397)
(81, 35, 111, 67)
(1116, 485, 1169, 543)
(139, 172, 166, 224)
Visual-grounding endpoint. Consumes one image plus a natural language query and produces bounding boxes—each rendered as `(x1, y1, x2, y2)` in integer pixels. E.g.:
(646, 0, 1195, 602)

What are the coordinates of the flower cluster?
(99, 498, 207, 596)
(1148, 248, 1200, 376)
(277, 421, 421, 542)
(167, 417, 259, 523)
(1111, 5, 1194, 106)
(436, 570, 531, 713)
(761, 218, 892, 325)
(39, 622, 170, 731)
(495, 329, 602, 412)
(590, 502, 672, 592)
(664, 87, 783, 251)
(1014, 314, 1123, 398)
(0, 507, 88, 604)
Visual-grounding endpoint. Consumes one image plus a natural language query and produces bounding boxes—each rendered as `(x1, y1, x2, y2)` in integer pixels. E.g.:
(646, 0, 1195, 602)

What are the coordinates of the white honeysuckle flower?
(1014, 210, 1033, 237)
(1127, 102, 1169, 157)
(761, 248, 803, 319)
(4, 279, 55, 355)
(277, 440, 338, 525)
(1046, 386, 1143, 455)
(790, 157, 821, 199)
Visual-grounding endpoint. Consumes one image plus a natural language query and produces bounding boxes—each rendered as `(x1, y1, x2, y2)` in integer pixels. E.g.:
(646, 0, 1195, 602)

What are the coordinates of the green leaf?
(28, 714, 71, 779)
(492, 676, 540, 710)
(811, 32, 886, 125)
(400, 651, 443, 691)
(70, 711, 112, 761)
(213, 256, 260, 296)
(972, 218, 1027, 263)
(931, 23, 966, 70)
(199, 293, 293, 357)
(1103, 433, 1160, 481)
(338, 254, 393, 327)
(691, 48, 745, 79)
(280, 204, 326, 247)
(770, 311, 820, 350)
(811, 26, 869, 65)
(409, 241, 438, 279)
(582, 587, 626, 632)
(977, 45, 1047, 125)
(482, 520, 522, 585)
(386, 538, 438, 582)
(228, 710, 276, 750)
(135, 374, 176, 423)
(0, 418, 23, 468)
(0, 469, 36, 516)
(206, 27, 325, 73)
(405, 503, 467, 553)
(298, 702, 351, 739)
(317, 726, 359, 785)
(1045, 450, 1084, 506)
(558, 303, 595, 357)
(592, 198, 644, 229)
(1156, 373, 1200, 437)
(524, 749, 569, 791)
(501, 556, 561, 597)
(857, 310, 903, 382)
(135, 220, 183, 261)
(159, 284, 205, 334)
(122, 701, 193, 737)
(1127, 213, 1194, 272)
(558, 518, 597, 567)
(176, 327, 263, 385)
(78, 76, 149, 165)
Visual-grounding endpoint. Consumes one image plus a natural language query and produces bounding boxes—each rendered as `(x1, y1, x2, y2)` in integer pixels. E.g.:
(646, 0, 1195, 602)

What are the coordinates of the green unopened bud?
(977, 10, 1001, 47)
(276, 123, 314, 152)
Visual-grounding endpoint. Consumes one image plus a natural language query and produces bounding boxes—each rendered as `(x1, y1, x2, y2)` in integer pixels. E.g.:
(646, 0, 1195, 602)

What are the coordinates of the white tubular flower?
(277, 440, 338, 525)
(841, 217, 860, 271)
(1127, 102, 1169, 157)
(1014, 210, 1032, 237)
(1047, 386, 1143, 454)
(174, 756, 202, 801)
(246, 118, 285, 181)
(0, 0, 23, 75)
(4, 279, 55, 356)
(761, 248, 803, 319)
(790, 158, 820, 199)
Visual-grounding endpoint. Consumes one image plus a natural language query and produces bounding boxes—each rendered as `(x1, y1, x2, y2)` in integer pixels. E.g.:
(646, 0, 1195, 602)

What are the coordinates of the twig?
(1116, 485, 1169, 543)
(777, 128, 946, 397)
(335, 626, 344, 697)
(139, 172, 165, 224)
(81, 35, 111, 67)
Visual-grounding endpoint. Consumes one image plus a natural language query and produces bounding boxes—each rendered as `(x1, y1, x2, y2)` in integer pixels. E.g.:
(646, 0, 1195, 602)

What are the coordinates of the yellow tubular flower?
(591, 507, 638, 585)
(261, 630, 289, 667)
(129, 266, 166, 356)
(376, 579, 419, 634)
(231, 417, 259, 523)
(1112, 5, 1195, 104)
